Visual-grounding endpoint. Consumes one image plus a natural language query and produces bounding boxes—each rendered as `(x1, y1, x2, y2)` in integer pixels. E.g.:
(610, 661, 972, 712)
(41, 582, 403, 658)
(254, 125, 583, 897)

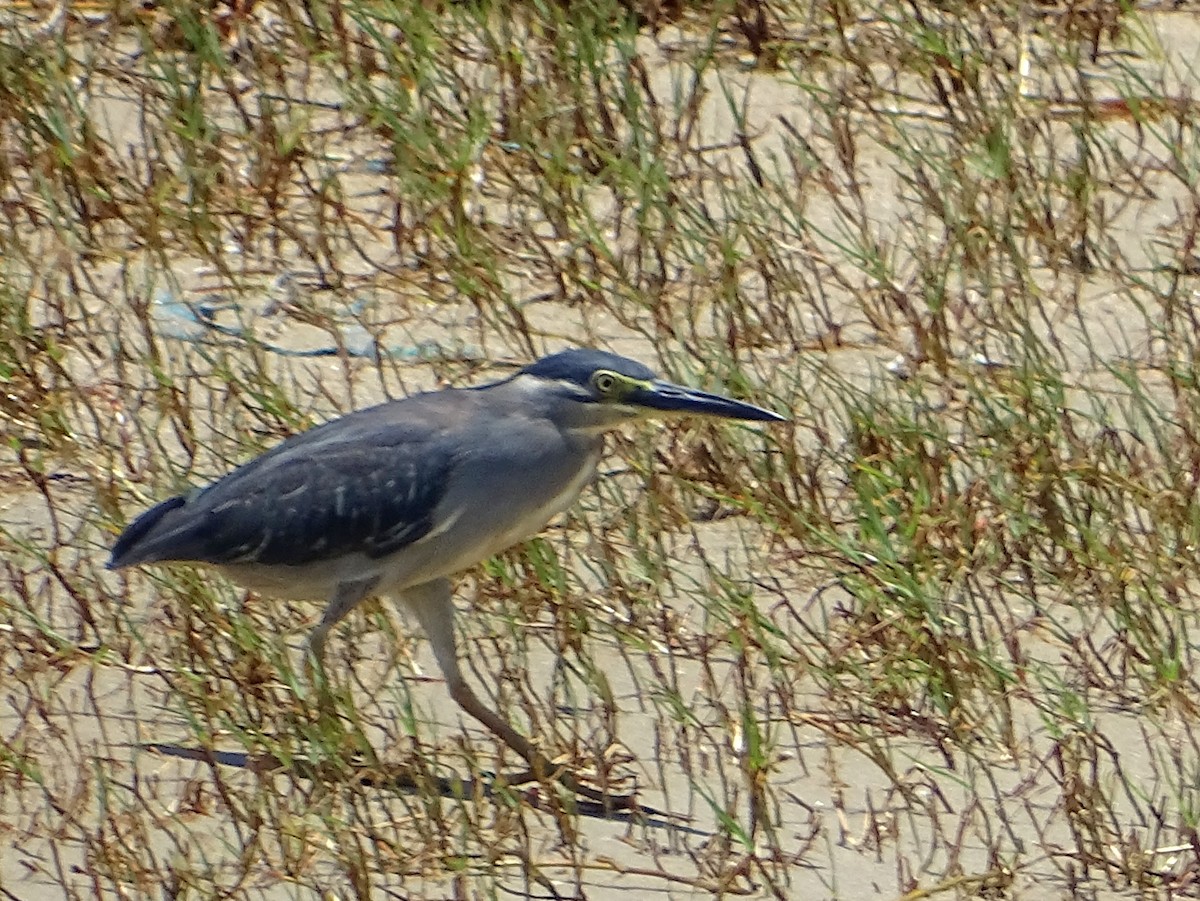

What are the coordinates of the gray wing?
(109, 393, 467, 569)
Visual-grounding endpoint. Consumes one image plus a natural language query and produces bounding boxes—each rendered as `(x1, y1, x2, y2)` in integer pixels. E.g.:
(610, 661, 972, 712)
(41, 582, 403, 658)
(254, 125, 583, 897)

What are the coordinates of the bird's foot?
(501, 763, 657, 816)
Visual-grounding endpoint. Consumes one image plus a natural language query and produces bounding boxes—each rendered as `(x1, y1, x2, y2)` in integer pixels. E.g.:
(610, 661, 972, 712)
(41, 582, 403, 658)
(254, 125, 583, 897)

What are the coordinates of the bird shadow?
(138, 741, 708, 836)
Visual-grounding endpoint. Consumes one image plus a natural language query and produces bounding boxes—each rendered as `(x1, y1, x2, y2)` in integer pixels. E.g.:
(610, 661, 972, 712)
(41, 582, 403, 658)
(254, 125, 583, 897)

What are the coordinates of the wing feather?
(109, 395, 466, 569)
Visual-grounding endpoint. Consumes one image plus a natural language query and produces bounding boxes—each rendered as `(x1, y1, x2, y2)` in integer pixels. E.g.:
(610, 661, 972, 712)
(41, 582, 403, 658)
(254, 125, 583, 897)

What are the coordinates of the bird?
(108, 348, 786, 805)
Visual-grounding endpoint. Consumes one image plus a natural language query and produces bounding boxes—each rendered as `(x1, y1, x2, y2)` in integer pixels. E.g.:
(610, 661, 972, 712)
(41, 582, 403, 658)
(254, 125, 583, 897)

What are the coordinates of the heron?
(109, 348, 785, 805)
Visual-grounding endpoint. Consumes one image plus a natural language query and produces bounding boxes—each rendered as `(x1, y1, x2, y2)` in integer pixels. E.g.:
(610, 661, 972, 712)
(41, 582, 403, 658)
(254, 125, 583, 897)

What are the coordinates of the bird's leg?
(297, 577, 384, 769)
(305, 576, 379, 699)
(405, 580, 636, 810)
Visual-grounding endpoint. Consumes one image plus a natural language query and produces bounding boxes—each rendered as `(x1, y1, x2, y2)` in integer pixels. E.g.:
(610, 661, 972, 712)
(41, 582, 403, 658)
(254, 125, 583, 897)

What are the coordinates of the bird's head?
(514, 348, 786, 432)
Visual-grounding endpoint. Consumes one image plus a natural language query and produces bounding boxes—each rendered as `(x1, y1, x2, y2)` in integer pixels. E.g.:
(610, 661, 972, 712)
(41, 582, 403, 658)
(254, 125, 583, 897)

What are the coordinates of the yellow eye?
(593, 372, 618, 394)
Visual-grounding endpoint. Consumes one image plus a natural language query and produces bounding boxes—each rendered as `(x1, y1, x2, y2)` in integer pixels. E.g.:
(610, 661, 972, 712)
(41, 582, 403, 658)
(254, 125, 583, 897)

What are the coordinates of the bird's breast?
(407, 437, 602, 579)
(487, 442, 602, 554)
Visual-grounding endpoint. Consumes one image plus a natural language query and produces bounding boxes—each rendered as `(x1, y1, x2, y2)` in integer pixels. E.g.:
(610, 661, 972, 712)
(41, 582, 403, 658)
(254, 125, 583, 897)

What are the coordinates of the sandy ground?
(5, 5, 1200, 899)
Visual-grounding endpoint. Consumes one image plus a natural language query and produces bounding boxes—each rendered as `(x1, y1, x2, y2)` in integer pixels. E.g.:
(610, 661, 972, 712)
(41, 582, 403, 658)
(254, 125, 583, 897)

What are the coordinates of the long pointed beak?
(631, 380, 787, 422)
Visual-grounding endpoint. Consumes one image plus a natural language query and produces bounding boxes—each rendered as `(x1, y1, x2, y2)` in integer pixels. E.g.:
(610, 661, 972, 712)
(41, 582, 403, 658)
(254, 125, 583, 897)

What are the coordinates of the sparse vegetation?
(4, 0, 1200, 897)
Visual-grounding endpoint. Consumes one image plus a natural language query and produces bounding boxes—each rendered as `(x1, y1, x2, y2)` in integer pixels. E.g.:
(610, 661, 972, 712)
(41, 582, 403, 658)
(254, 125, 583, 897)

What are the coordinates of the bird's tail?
(108, 494, 188, 569)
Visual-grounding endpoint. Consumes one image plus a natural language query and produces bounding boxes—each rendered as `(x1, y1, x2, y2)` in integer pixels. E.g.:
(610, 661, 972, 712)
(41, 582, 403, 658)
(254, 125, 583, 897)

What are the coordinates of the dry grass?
(4, 0, 1200, 897)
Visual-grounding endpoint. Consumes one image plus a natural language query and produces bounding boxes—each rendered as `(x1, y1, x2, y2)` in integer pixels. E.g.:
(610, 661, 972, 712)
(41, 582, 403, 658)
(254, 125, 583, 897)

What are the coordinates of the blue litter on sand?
(150, 289, 476, 362)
